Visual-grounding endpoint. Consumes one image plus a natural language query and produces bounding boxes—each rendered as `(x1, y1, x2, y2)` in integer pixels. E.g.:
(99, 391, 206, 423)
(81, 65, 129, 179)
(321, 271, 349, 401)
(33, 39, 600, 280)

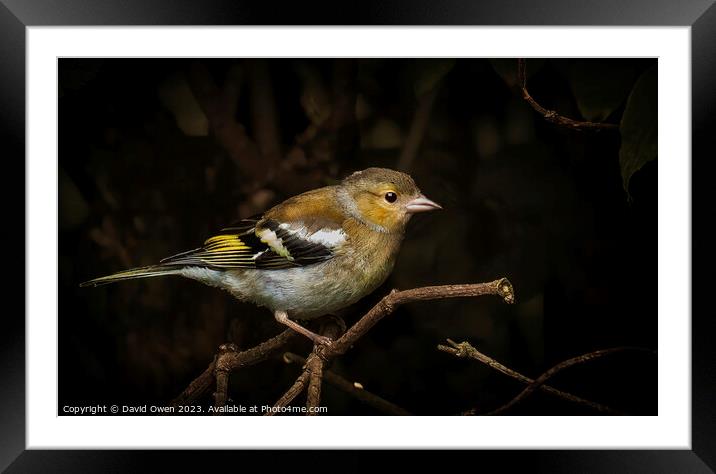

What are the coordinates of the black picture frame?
(2, 1, 714, 471)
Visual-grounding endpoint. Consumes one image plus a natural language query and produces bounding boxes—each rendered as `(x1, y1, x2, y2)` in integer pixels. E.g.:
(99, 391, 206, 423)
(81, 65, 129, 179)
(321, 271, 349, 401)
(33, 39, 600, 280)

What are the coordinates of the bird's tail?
(79, 265, 181, 287)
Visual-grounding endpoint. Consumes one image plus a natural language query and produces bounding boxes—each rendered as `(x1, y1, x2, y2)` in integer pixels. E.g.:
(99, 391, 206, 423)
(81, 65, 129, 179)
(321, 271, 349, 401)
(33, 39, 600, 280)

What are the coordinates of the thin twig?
(269, 370, 312, 414)
(484, 346, 654, 415)
(438, 339, 624, 415)
(304, 355, 324, 415)
(212, 343, 236, 411)
(284, 352, 412, 415)
(217, 329, 297, 372)
(170, 360, 216, 407)
(305, 321, 343, 414)
(517, 59, 618, 131)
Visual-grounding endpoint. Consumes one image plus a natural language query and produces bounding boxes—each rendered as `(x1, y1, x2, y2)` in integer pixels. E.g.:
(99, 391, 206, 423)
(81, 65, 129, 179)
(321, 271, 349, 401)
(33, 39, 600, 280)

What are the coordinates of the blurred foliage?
(567, 59, 640, 122)
(412, 58, 456, 97)
(157, 73, 209, 136)
(59, 167, 89, 231)
(619, 65, 658, 194)
(58, 58, 657, 415)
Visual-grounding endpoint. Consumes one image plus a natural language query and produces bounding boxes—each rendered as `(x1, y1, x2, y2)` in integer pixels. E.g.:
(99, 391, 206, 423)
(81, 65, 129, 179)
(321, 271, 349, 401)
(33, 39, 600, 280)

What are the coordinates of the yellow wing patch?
(203, 234, 250, 251)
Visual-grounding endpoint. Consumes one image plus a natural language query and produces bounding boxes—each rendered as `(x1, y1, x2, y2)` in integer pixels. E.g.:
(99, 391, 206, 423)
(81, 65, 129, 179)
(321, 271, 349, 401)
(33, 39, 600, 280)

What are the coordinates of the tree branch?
(170, 360, 215, 408)
(171, 276, 653, 416)
(326, 278, 514, 358)
(264, 279, 513, 415)
(266, 319, 343, 415)
(283, 352, 412, 415)
(438, 339, 619, 414)
(175, 277, 642, 416)
(170, 329, 296, 409)
(304, 355, 324, 415)
(517, 58, 618, 131)
(212, 343, 233, 410)
(305, 321, 343, 414)
(269, 368, 312, 413)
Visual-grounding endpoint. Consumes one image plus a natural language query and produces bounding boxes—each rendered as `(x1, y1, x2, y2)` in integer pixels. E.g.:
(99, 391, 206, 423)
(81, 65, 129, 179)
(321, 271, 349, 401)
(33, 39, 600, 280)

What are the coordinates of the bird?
(81, 167, 442, 346)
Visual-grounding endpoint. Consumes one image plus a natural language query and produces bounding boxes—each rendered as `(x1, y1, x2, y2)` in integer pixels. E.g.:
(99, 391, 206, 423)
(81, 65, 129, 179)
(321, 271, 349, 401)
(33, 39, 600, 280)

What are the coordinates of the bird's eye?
(384, 192, 398, 203)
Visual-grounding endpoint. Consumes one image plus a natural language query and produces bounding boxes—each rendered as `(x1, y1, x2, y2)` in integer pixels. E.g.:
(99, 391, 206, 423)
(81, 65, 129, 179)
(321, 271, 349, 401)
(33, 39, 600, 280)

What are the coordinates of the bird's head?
(339, 167, 442, 233)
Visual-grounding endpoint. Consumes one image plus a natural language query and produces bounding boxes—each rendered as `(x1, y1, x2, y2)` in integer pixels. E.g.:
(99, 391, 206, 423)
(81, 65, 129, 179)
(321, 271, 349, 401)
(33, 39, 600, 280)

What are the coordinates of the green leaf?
(568, 59, 639, 122)
(619, 65, 657, 194)
(489, 59, 545, 88)
(413, 59, 455, 97)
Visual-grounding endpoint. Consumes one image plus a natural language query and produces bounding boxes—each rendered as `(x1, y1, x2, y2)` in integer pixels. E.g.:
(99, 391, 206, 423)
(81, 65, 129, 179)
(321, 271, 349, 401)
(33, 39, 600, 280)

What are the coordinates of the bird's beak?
(405, 195, 443, 214)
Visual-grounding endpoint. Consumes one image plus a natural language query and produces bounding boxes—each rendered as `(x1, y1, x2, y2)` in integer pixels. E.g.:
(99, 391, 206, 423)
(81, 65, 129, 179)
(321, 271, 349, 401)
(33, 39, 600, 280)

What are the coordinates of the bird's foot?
(312, 335, 333, 347)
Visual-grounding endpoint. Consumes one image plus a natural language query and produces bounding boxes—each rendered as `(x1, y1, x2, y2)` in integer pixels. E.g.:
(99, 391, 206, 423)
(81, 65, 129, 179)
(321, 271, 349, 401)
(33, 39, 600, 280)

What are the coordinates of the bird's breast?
(225, 229, 402, 319)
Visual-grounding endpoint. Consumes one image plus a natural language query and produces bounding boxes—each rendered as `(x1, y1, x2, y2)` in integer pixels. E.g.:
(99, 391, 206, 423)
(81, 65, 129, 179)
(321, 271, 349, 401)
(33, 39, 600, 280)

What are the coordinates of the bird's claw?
(314, 335, 333, 347)
(313, 336, 334, 360)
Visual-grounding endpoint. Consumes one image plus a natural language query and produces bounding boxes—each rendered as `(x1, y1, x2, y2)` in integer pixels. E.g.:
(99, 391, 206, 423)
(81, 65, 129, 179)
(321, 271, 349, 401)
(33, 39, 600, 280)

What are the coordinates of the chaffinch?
(82, 167, 441, 345)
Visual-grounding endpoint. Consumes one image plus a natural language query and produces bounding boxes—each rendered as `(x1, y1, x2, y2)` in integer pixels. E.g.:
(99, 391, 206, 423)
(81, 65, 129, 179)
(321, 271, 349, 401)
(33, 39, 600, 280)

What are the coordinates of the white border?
(27, 27, 690, 449)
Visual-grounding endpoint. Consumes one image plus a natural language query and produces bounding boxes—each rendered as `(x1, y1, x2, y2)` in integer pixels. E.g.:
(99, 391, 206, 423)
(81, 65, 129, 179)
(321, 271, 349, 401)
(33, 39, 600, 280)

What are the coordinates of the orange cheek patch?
(356, 195, 400, 229)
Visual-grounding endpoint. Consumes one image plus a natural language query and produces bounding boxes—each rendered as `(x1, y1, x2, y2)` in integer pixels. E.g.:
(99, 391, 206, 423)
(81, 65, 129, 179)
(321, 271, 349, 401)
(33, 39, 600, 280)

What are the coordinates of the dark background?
(58, 58, 657, 415)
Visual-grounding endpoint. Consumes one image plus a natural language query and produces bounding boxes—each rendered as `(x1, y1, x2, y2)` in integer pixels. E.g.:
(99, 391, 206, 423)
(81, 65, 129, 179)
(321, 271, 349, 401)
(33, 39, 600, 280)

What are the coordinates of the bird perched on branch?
(81, 168, 441, 345)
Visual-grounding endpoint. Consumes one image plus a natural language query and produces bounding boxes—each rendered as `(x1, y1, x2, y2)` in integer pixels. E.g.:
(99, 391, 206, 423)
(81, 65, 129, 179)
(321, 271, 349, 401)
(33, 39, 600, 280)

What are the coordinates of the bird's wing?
(159, 210, 346, 270)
